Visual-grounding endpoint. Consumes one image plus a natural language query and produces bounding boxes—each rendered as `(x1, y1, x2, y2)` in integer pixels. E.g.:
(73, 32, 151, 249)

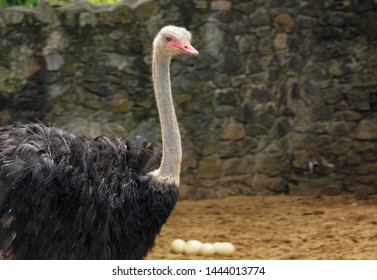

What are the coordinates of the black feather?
(0, 123, 179, 259)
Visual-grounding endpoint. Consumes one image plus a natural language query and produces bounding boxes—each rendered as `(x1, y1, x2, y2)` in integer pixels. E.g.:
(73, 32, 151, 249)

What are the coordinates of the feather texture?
(0, 123, 178, 259)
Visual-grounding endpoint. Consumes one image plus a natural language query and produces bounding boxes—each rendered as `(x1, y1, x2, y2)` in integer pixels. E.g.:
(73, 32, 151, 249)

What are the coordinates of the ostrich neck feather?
(151, 52, 182, 185)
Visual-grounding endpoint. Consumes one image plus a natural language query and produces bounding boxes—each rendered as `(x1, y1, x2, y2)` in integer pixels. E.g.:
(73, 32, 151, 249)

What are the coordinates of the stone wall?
(0, 0, 377, 198)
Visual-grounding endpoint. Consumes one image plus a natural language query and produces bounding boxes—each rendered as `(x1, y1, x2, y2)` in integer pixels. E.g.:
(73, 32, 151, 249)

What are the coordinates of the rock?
(105, 53, 128, 70)
(79, 12, 98, 27)
(289, 178, 342, 195)
(328, 59, 344, 77)
(258, 37, 272, 53)
(245, 124, 269, 137)
(3, 9, 24, 24)
(88, 122, 102, 137)
(288, 56, 302, 71)
(249, 87, 272, 103)
(220, 118, 246, 140)
(269, 52, 285, 67)
(213, 73, 231, 88)
(256, 112, 274, 129)
(274, 33, 287, 50)
(0, 110, 11, 124)
(353, 0, 377, 13)
(35, 2, 59, 24)
(218, 138, 257, 158)
(297, 15, 317, 28)
(48, 83, 71, 99)
(309, 105, 334, 122)
(253, 174, 288, 194)
(344, 184, 377, 196)
(215, 88, 240, 106)
(255, 153, 285, 175)
(135, 0, 157, 18)
(273, 119, 291, 138)
(274, 13, 295, 32)
(347, 89, 371, 111)
(238, 35, 257, 53)
(321, 26, 341, 40)
(249, 10, 270, 26)
(223, 48, 243, 73)
(246, 54, 264, 74)
(222, 156, 253, 176)
(356, 163, 377, 175)
(215, 105, 236, 118)
(232, 2, 255, 14)
(109, 30, 124, 41)
(235, 102, 253, 122)
(198, 156, 222, 179)
(327, 137, 353, 156)
(211, 1, 232, 11)
(256, 26, 271, 37)
(355, 120, 377, 140)
(111, 4, 133, 24)
(329, 122, 355, 136)
(110, 97, 133, 113)
(195, 1, 207, 9)
(45, 53, 65, 71)
(268, 68, 280, 82)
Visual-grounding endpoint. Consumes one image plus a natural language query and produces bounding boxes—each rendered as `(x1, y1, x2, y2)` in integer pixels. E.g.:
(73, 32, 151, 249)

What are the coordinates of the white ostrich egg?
(199, 243, 215, 257)
(214, 242, 236, 256)
(171, 239, 186, 254)
(184, 240, 202, 255)
(213, 242, 223, 252)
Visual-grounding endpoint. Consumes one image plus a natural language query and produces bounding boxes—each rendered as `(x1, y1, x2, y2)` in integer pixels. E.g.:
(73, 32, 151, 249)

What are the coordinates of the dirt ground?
(147, 195, 377, 260)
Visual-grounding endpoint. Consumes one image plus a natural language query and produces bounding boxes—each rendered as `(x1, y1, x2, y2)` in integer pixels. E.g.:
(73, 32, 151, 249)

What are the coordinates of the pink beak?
(170, 42, 199, 57)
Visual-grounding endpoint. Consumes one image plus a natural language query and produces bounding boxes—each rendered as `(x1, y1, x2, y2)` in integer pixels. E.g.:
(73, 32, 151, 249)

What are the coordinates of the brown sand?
(147, 195, 377, 260)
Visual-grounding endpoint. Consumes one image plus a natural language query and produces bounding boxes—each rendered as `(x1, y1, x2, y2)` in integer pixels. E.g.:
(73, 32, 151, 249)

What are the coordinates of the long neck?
(151, 51, 182, 185)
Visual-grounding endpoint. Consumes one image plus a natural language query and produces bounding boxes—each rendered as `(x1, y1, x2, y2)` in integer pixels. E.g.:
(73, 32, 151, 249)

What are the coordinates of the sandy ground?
(147, 195, 377, 260)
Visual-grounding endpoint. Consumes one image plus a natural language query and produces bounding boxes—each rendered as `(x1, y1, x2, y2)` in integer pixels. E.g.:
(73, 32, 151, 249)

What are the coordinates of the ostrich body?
(0, 26, 199, 259)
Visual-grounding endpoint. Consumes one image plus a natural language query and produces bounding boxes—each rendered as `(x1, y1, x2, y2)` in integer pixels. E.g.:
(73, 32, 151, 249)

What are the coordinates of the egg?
(214, 242, 236, 256)
(170, 239, 186, 254)
(184, 240, 202, 255)
(199, 243, 215, 257)
(213, 242, 223, 252)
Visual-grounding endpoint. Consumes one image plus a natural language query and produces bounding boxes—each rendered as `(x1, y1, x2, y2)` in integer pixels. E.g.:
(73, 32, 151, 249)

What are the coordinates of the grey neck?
(150, 51, 182, 185)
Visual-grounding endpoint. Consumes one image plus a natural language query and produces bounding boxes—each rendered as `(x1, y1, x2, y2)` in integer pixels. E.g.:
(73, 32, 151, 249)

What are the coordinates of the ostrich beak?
(170, 41, 199, 57)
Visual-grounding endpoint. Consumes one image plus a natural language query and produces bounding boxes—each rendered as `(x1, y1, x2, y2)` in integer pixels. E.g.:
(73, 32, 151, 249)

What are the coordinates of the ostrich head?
(153, 25, 199, 57)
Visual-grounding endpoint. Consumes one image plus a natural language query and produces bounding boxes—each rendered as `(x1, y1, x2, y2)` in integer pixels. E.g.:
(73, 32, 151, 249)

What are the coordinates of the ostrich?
(0, 26, 199, 259)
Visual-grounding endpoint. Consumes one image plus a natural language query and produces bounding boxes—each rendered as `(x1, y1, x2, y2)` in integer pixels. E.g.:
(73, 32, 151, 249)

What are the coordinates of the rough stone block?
(289, 178, 342, 195)
(253, 174, 288, 194)
(355, 120, 377, 140)
(347, 90, 371, 111)
(274, 13, 295, 32)
(249, 11, 270, 26)
(210, 1, 232, 11)
(220, 118, 246, 140)
(45, 53, 65, 71)
(198, 156, 222, 179)
(222, 156, 253, 176)
(274, 33, 288, 49)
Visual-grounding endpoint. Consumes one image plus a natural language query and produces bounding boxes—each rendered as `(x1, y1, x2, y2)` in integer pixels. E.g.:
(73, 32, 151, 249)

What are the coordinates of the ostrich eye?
(164, 35, 172, 42)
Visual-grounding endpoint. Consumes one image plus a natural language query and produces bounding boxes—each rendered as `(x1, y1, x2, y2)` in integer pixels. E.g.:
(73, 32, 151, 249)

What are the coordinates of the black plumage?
(0, 123, 179, 259)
